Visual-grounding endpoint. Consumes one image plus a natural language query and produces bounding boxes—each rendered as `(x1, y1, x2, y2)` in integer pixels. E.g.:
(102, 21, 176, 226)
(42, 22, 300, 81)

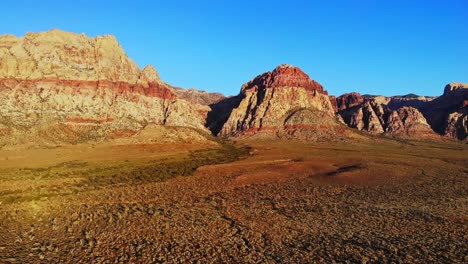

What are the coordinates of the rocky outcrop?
(417, 83, 467, 140)
(0, 29, 142, 82)
(329, 95, 338, 112)
(444, 112, 467, 140)
(206, 95, 242, 136)
(240, 64, 326, 94)
(0, 29, 210, 146)
(336, 92, 364, 111)
(385, 107, 438, 139)
(278, 108, 357, 141)
(339, 99, 384, 134)
(444, 82, 468, 95)
(168, 86, 225, 105)
(356, 87, 466, 140)
(337, 93, 439, 139)
(218, 65, 352, 140)
(358, 94, 436, 112)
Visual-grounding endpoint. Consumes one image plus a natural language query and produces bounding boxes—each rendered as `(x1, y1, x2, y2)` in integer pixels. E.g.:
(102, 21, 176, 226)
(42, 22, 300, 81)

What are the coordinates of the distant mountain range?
(0, 29, 466, 147)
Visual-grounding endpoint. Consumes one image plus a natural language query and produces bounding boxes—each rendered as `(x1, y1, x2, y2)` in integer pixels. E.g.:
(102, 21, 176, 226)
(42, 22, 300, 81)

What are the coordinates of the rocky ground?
(0, 138, 467, 263)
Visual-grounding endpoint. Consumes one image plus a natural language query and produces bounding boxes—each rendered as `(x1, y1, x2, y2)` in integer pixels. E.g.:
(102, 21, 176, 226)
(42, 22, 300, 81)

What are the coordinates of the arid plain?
(0, 136, 466, 263)
(0, 29, 467, 263)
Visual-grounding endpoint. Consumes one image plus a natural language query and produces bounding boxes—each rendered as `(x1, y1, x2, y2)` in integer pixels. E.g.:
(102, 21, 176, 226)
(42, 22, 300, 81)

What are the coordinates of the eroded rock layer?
(219, 65, 352, 140)
(340, 84, 467, 140)
(337, 93, 441, 140)
(0, 29, 209, 146)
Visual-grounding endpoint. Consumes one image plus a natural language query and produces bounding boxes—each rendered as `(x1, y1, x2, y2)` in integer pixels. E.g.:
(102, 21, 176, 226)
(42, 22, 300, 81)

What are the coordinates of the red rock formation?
(336, 92, 365, 111)
(444, 82, 468, 95)
(337, 95, 439, 139)
(385, 107, 439, 139)
(339, 100, 384, 134)
(241, 64, 326, 94)
(219, 65, 348, 140)
(329, 95, 338, 112)
(168, 85, 225, 105)
(420, 83, 468, 140)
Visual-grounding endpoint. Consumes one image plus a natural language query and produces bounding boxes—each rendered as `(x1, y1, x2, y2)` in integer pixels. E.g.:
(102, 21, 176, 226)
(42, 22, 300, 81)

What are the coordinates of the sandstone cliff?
(168, 85, 225, 106)
(423, 83, 467, 140)
(337, 93, 439, 139)
(349, 84, 467, 140)
(384, 107, 438, 139)
(218, 65, 355, 140)
(0, 29, 210, 147)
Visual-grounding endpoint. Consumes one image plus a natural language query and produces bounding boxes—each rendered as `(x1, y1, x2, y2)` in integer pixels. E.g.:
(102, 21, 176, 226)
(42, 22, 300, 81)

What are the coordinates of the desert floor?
(0, 138, 467, 263)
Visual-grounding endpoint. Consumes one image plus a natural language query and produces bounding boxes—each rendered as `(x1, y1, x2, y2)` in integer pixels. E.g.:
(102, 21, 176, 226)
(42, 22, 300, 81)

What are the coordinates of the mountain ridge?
(0, 29, 466, 145)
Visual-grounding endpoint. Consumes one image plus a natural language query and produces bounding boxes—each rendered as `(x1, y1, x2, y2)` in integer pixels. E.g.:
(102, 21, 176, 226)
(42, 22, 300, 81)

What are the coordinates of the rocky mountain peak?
(219, 65, 338, 138)
(0, 29, 213, 146)
(336, 92, 365, 111)
(0, 29, 141, 82)
(140, 65, 160, 83)
(444, 82, 468, 95)
(241, 64, 326, 94)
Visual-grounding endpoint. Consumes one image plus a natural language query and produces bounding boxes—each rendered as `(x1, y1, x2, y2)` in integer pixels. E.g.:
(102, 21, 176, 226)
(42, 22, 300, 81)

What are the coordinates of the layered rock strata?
(0, 29, 209, 146)
(219, 65, 353, 140)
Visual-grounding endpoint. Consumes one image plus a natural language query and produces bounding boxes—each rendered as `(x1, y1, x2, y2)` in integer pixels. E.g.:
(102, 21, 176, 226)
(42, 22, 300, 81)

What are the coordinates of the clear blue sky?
(1, 0, 467, 96)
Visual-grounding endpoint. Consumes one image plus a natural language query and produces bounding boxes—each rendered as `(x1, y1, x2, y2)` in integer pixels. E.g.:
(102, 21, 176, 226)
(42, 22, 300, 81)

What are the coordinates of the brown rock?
(219, 65, 345, 140)
(340, 101, 384, 134)
(240, 64, 327, 94)
(168, 86, 225, 105)
(444, 82, 468, 95)
(385, 107, 438, 139)
(444, 112, 467, 140)
(420, 82, 468, 140)
(329, 95, 338, 112)
(337, 96, 440, 139)
(336, 92, 364, 111)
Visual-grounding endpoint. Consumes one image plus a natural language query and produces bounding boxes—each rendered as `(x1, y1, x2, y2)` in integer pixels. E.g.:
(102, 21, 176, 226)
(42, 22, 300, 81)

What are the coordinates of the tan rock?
(385, 107, 439, 139)
(0, 29, 141, 82)
(219, 65, 342, 140)
(0, 30, 210, 146)
(444, 112, 467, 140)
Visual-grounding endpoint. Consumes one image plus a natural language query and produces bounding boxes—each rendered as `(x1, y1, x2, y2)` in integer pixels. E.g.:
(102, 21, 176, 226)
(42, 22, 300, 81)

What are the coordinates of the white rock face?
(0, 30, 210, 146)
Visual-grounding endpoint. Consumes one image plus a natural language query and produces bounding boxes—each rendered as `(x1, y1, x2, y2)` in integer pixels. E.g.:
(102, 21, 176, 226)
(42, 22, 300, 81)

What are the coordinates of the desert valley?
(0, 29, 466, 263)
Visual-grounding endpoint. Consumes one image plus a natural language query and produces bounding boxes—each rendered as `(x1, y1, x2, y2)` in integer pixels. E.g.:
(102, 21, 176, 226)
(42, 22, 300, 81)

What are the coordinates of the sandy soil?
(0, 138, 466, 263)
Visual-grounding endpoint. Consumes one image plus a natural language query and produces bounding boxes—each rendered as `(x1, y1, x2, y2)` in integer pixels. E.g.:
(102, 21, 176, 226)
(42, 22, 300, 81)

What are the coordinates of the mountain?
(336, 83, 467, 140)
(167, 85, 225, 106)
(422, 83, 467, 140)
(217, 65, 356, 140)
(337, 92, 440, 139)
(0, 29, 465, 145)
(0, 29, 211, 147)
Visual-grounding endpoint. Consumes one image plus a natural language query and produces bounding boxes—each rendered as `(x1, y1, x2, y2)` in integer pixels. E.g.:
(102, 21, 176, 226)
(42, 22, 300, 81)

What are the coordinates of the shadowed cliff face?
(422, 83, 467, 140)
(206, 95, 243, 136)
(337, 92, 439, 139)
(0, 29, 211, 146)
(336, 84, 468, 140)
